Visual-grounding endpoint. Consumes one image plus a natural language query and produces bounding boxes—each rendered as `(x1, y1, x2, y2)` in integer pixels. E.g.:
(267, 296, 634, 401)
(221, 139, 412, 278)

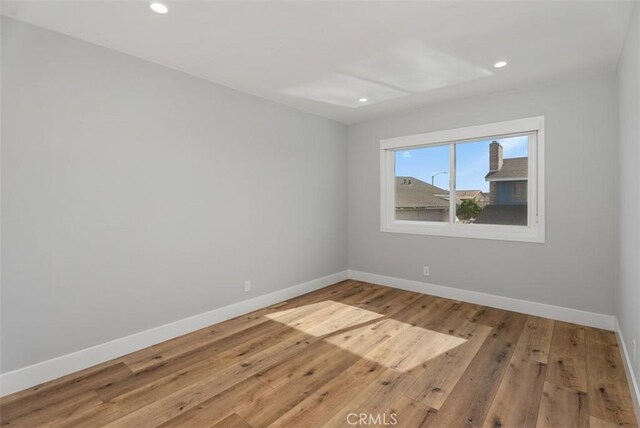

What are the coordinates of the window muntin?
(380, 117, 544, 243)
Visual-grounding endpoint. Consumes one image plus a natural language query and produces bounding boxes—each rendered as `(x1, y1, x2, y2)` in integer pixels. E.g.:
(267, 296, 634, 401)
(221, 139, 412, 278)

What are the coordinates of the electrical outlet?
(423, 266, 430, 276)
(244, 280, 251, 292)
(633, 339, 636, 362)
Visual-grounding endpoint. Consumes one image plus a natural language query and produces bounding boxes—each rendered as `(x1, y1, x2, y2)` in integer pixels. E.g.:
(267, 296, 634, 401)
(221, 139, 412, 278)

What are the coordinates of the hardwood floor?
(1, 280, 637, 427)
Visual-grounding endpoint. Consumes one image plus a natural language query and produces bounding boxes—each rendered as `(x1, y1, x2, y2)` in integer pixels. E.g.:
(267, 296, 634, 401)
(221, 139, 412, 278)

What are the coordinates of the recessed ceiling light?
(150, 2, 168, 14)
(494, 61, 508, 68)
(359, 98, 368, 103)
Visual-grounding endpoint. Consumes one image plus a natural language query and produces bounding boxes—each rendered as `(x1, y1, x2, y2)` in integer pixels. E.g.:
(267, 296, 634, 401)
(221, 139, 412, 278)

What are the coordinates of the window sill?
(381, 221, 545, 243)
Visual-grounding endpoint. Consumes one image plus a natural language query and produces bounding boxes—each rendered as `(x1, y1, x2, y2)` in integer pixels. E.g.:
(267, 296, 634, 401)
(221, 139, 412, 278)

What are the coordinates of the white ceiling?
(2, 0, 636, 124)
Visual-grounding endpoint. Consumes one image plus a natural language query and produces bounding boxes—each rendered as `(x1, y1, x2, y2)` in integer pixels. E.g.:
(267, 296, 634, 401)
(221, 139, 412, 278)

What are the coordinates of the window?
(380, 117, 545, 242)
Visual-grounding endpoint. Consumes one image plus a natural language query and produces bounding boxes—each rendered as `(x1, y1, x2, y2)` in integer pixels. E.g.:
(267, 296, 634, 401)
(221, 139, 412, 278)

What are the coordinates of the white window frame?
(380, 116, 545, 243)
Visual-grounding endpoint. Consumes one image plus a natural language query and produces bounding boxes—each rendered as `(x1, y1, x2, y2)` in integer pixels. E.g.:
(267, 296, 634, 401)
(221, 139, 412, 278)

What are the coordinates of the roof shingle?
(395, 176, 449, 209)
(485, 157, 528, 180)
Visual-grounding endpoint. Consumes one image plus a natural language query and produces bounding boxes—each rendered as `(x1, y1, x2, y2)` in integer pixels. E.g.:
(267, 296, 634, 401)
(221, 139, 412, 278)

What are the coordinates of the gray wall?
(0, 18, 348, 373)
(618, 3, 640, 388)
(348, 73, 619, 315)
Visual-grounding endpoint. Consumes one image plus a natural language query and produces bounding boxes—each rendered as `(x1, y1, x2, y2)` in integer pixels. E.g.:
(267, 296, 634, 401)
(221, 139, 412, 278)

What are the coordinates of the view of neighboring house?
(395, 142, 527, 225)
(456, 190, 490, 207)
(395, 176, 450, 221)
(474, 141, 528, 225)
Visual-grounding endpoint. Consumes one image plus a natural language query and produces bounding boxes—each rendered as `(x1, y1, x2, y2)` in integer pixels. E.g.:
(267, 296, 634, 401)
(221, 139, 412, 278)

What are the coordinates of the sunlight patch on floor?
(267, 300, 467, 372)
(266, 300, 385, 337)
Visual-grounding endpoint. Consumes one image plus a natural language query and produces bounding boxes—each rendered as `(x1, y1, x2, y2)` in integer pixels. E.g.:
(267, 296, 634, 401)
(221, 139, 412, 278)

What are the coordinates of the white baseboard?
(0, 269, 621, 399)
(614, 318, 640, 422)
(348, 270, 615, 330)
(0, 270, 349, 397)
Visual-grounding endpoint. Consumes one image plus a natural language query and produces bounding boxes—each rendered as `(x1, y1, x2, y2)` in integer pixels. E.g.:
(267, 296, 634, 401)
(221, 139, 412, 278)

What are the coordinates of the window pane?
(455, 135, 529, 226)
(394, 145, 450, 222)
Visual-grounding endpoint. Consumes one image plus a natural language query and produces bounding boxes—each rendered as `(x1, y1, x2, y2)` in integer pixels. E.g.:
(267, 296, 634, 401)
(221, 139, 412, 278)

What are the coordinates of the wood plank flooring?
(1, 280, 637, 427)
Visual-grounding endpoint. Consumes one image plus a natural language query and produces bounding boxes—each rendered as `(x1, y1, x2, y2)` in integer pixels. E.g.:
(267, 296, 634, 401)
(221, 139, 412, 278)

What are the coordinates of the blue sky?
(395, 135, 528, 192)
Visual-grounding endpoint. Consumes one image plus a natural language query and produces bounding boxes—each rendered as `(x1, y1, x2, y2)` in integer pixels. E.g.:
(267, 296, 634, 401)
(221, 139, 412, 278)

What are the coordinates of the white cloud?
(402, 151, 412, 159)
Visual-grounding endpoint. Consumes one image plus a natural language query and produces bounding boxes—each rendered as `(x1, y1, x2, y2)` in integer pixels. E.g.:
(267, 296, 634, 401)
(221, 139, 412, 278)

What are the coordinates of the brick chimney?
(489, 141, 503, 171)
(489, 141, 503, 204)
